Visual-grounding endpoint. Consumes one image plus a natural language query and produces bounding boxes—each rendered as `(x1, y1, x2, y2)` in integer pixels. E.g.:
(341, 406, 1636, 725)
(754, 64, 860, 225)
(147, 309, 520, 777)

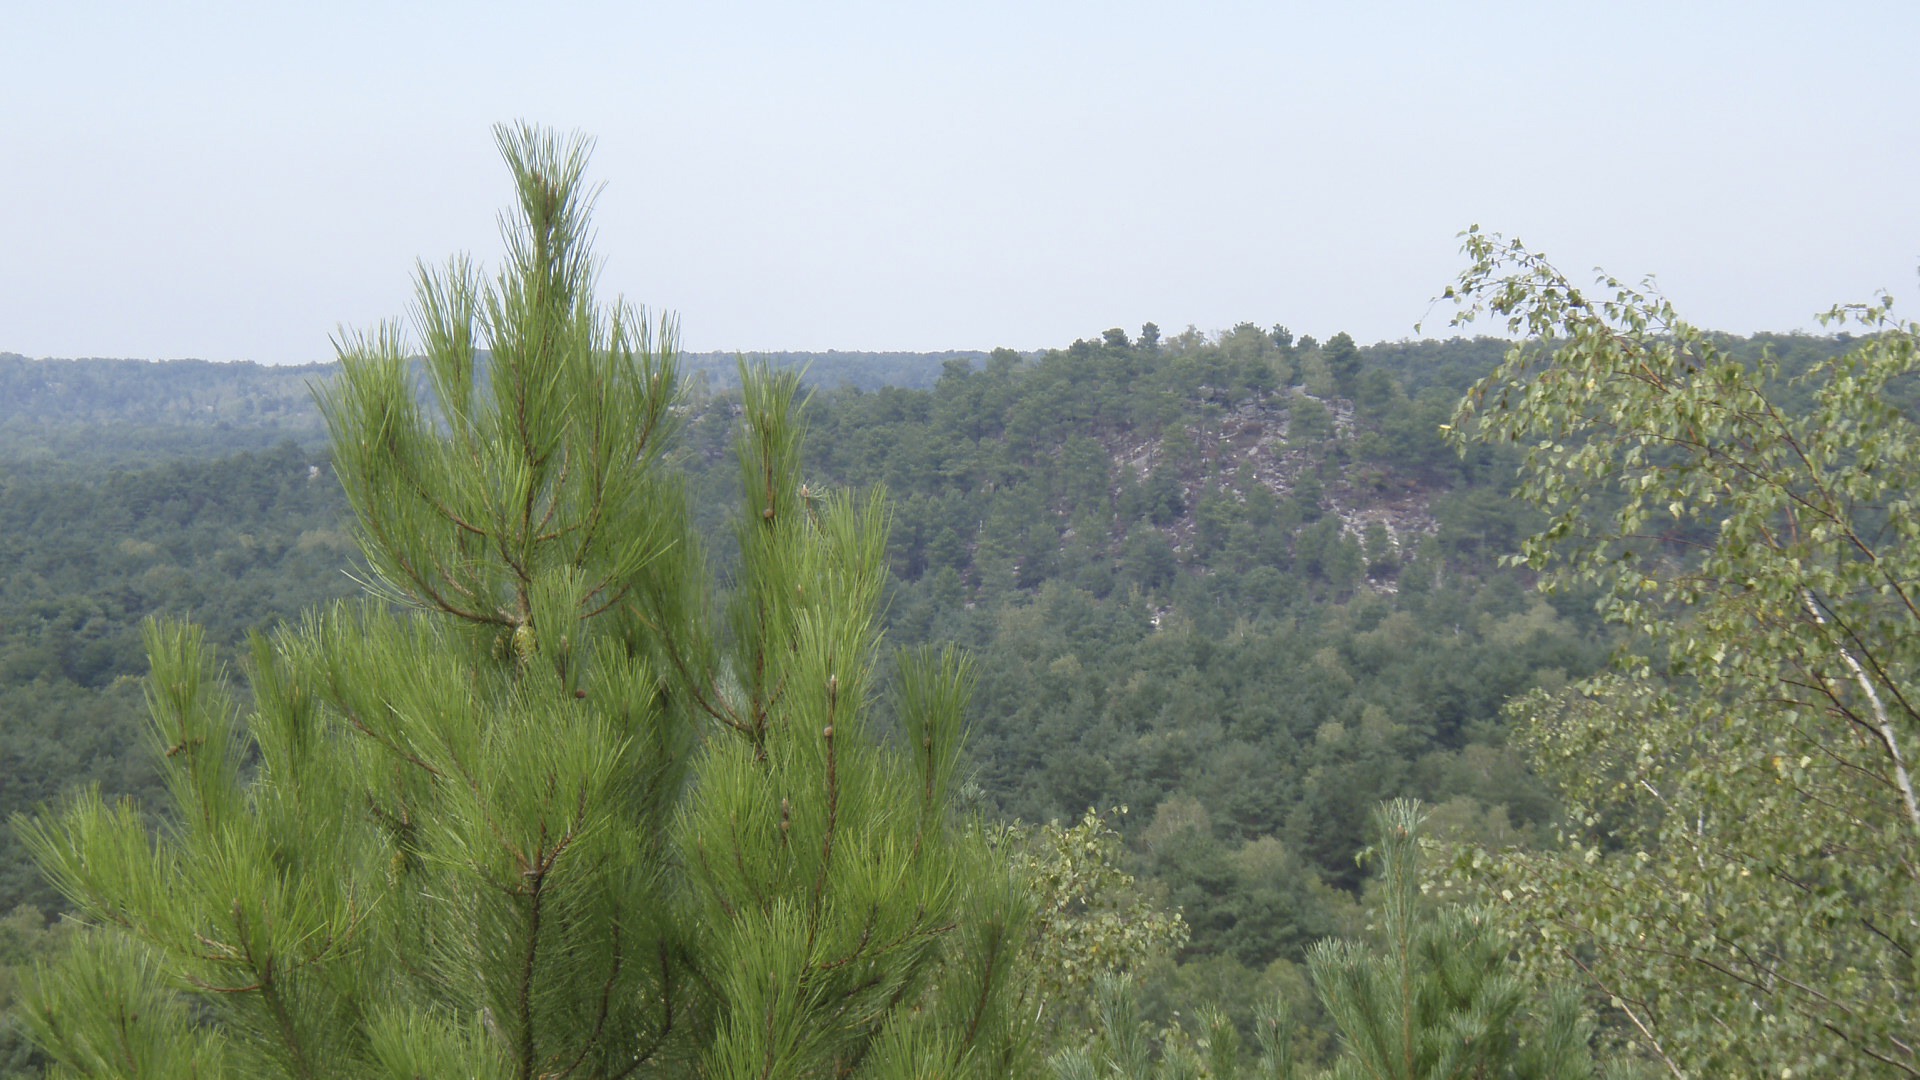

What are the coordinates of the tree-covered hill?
(787, 326, 1614, 990)
(0, 349, 981, 468)
(0, 330, 1588, 932)
(0, 441, 360, 914)
(0, 356, 334, 466)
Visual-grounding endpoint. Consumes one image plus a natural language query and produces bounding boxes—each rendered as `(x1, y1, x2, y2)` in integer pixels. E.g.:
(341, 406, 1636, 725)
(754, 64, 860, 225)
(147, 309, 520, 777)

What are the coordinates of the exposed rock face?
(1100, 385, 1437, 593)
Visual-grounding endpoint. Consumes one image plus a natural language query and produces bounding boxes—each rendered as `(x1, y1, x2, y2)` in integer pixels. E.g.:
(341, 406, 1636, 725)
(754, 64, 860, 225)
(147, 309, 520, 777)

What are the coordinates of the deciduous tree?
(1439, 228, 1920, 1078)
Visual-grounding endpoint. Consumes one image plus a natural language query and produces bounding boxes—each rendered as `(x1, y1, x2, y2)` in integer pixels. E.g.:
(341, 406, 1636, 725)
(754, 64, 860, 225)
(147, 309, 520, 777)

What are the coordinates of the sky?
(4, 1, 1917, 365)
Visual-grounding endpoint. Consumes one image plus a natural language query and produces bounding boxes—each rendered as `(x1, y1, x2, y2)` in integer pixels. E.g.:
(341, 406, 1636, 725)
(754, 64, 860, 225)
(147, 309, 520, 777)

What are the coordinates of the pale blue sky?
(4, 1, 1915, 364)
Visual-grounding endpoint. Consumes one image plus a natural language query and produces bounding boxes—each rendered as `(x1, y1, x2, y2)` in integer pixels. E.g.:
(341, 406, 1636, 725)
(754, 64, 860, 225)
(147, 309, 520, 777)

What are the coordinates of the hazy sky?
(5, 1, 1916, 364)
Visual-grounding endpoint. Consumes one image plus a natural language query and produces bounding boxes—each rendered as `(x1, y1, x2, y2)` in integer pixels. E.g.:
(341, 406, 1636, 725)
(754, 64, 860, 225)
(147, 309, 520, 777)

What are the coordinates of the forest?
(1, 133, 1914, 1080)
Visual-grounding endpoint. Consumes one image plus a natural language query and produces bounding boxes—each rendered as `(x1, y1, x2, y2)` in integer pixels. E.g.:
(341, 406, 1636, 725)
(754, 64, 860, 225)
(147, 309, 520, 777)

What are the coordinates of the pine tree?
(1307, 800, 1600, 1080)
(15, 124, 1035, 1080)
(1047, 974, 1296, 1080)
(1043, 804, 1610, 1080)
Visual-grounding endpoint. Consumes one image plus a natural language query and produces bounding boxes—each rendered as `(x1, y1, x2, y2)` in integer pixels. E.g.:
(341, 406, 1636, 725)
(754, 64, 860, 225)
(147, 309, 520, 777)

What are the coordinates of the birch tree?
(1437, 229, 1920, 1077)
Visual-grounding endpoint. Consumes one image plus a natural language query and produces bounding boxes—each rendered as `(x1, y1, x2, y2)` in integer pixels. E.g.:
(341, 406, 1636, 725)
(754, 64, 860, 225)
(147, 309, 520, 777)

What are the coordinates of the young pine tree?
(1048, 975, 1297, 1080)
(1307, 801, 1602, 1080)
(1047, 804, 1610, 1080)
(16, 124, 1036, 1080)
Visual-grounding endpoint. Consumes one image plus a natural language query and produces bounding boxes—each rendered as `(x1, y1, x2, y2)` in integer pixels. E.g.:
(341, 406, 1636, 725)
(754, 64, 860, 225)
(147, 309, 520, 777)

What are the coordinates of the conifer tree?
(1307, 801, 1600, 1080)
(1048, 973, 1296, 1080)
(16, 124, 1035, 1080)
(1046, 804, 1605, 1080)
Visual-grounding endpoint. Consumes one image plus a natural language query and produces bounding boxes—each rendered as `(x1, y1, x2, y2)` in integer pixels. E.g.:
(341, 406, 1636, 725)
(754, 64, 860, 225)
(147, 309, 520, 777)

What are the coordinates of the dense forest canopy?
(0, 349, 982, 468)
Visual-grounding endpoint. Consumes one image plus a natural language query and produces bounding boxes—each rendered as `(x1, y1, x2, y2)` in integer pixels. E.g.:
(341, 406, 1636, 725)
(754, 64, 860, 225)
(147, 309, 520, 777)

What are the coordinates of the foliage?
(1439, 228, 1920, 1077)
(0, 314, 1619, 1063)
(0, 355, 332, 467)
(999, 808, 1189, 1040)
(746, 314, 1610, 1031)
(15, 125, 1036, 1080)
(1049, 802, 1613, 1080)
(1308, 801, 1601, 1080)
(0, 306, 1629, 1071)
(0, 907, 70, 1080)
(0, 443, 358, 914)
(679, 350, 982, 392)
(0, 346, 968, 470)
(0, 441, 354, 690)
(1048, 975, 1297, 1080)
(24, 219, 1822, 1072)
